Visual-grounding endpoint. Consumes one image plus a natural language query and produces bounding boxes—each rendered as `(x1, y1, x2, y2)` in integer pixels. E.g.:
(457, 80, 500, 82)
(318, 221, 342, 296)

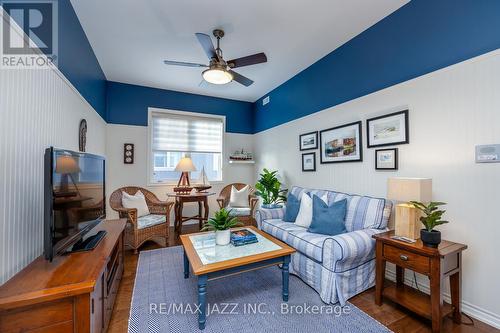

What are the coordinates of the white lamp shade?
(174, 157, 196, 172)
(55, 156, 80, 174)
(387, 177, 432, 203)
(202, 68, 233, 85)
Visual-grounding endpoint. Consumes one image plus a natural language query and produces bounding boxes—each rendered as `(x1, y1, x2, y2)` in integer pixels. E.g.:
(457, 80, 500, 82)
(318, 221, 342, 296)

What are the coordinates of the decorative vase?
(420, 229, 441, 248)
(215, 229, 231, 246)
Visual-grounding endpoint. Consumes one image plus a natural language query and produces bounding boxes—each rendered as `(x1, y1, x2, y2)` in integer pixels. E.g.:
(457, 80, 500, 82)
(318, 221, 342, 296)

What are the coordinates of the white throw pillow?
(229, 185, 250, 208)
(122, 190, 150, 217)
(295, 192, 328, 228)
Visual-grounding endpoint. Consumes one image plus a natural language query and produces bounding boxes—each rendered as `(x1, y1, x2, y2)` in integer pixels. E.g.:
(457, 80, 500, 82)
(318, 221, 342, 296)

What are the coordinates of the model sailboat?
(193, 166, 212, 192)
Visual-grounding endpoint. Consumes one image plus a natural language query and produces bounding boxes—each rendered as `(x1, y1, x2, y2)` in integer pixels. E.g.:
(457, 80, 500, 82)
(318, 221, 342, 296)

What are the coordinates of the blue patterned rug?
(129, 246, 391, 333)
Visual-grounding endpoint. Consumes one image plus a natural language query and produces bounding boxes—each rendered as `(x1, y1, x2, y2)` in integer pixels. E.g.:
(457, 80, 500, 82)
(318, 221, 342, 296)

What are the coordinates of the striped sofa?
(256, 186, 392, 306)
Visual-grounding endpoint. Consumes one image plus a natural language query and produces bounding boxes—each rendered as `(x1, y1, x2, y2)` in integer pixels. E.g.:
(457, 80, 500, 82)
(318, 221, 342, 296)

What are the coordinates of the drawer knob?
(400, 255, 409, 261)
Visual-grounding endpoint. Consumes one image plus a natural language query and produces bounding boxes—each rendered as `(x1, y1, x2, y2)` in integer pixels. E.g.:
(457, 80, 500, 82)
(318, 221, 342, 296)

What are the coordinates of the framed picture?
(375, 148, 398, 170)
(302, 152, 316, 172)
(124, 143, 134, 164)
(320, 121, 363, 163)
(299, 131, 318, 151)
(366, 110, 409, 148)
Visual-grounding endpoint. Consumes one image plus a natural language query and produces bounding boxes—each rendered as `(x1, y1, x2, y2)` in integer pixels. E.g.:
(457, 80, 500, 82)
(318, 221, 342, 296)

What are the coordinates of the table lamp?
(174, 157, 196, 194)
(55, 155, 80, 196)
(387, 178, 432, 239)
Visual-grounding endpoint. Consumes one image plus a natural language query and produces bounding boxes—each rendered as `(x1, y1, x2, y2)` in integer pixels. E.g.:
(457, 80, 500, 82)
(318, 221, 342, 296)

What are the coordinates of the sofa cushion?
(283, 192, 300, 222)
(290, 186, 391, 232)
(227, 206, 251, 217)
(308, 197, 347, 236)
(229, 185, 250, 207)
(261, 219, 334, 263)
(137, 214, 166, 229)
(122, 190, 150, 217)
(295, 192, 328, 229)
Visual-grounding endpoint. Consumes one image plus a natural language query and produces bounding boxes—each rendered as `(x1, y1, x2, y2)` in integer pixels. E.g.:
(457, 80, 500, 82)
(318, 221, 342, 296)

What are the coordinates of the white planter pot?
(215, 229, 231, 246)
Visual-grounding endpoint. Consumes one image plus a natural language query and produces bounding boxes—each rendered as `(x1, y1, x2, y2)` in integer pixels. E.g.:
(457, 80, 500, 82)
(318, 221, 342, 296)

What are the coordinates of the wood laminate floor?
(108, 225, 498, 333)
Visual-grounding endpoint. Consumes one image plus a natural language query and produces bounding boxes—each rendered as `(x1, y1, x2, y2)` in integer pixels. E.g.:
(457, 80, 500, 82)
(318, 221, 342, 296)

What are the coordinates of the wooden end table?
(167, 192, 215, 234)
(373, 231, 467, 333)
(180, 226, 295, 330)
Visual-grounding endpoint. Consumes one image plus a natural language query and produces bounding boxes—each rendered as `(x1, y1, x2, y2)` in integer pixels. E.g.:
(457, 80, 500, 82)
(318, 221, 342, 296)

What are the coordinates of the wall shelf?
(228, 160, 255, 164)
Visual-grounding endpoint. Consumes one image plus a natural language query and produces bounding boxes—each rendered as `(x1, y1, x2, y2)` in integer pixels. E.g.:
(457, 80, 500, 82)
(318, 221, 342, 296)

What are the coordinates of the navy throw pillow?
(283, 193, 300, 222)
(308, 196, 347, 236)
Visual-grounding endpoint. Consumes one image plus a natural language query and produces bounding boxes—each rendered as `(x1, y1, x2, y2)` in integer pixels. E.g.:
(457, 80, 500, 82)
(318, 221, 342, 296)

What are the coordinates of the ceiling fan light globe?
(202, 68, 233, 85)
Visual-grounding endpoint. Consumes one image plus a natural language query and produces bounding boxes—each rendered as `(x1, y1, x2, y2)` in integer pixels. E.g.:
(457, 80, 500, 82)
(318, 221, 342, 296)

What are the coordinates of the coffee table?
(180, 226, 296, 330)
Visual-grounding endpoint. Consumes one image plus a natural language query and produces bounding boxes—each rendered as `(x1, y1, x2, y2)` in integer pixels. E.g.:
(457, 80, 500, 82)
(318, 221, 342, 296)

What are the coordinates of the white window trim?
(147, 107, 226, 186)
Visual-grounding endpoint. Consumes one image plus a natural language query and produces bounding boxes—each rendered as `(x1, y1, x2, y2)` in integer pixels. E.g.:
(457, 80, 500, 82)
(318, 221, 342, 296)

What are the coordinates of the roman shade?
(151, 112, 223, 154)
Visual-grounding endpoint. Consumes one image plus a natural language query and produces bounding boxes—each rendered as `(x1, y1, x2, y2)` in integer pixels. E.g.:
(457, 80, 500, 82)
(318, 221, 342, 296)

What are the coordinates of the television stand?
(0, 219, 126, 333)
(70, 230, 107, 253)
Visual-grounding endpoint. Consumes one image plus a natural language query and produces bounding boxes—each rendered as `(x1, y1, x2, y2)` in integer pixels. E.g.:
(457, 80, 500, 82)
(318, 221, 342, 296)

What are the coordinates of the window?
(150, 110, 224, 184)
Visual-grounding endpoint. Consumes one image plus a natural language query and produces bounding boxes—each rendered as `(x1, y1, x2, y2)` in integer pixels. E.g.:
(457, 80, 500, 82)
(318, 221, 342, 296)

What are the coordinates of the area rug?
(129, 246, 391, 333)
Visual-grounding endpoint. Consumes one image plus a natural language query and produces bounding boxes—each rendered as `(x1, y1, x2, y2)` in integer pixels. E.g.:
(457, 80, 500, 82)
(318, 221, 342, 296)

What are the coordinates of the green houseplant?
(410, 201, 449, 247)
(255, 168, 287, 208)
(201, 208, 242, 245)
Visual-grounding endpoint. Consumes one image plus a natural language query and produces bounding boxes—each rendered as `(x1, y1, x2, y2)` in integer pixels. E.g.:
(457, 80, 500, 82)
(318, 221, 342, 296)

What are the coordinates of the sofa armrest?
(255, 206, 286, 229)
(323, 228, 387, 272)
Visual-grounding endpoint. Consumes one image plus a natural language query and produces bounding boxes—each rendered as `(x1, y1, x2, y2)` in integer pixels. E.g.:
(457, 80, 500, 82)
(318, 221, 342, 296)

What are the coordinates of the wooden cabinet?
(373, 231, 467, 333)
(91, 274, 104, 333)
(0, 219, 126, 333)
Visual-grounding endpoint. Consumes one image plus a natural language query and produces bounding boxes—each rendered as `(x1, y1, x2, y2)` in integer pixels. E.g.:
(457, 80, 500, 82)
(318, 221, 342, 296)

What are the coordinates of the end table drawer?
(383, 245, 430, 274)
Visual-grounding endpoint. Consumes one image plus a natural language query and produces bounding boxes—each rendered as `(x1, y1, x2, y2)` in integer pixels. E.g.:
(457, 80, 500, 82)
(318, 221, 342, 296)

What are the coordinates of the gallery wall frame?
(375, 148, 398, 170)
(366, 110, 409, 148)
(302, 152, 316, 171)
(299, 131, 318, 151)
(320, 121, 363, 164)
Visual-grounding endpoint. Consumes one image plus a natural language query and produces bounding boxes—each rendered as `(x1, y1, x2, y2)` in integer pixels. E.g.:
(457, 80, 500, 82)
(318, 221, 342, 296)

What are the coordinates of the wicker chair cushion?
(227, 206, 251, 217)
(122, 190, 150, 217)
(137, 214, 166, 229)
(229, 185, 250, 207)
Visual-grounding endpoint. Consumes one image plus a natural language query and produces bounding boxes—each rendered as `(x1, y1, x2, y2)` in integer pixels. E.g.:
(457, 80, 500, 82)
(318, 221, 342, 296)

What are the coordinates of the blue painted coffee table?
(180, 226, 295, 330)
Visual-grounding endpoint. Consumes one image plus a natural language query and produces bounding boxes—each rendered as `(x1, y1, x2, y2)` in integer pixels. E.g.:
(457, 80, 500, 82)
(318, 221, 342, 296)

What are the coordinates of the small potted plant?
(410, 201, 449, 248)
(255, 168, 287, 209)
(201, 208, 242, 245)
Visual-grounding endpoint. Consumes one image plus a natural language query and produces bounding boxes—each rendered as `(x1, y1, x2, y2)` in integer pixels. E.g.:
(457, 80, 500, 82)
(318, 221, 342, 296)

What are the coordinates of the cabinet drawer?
(0, 298, 73, 333)
(383, 245, 430, 274)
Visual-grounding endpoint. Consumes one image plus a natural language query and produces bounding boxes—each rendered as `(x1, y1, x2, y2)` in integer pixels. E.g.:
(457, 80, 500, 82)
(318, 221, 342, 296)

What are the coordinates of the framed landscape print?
(366, 110, 409, 148)
(375, 148, 398, 170)
(302, 152, 316, 172)
(299, 131, 318, 151)
(320, 121, 363, 163)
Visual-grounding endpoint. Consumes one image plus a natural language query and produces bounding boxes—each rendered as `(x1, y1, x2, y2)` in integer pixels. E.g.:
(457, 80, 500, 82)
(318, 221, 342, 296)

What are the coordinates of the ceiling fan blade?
(163, 60, 207, 68)
(227, 52, 267, 68)
(195, 33, 218, 60)
(229, 70, 253, 87)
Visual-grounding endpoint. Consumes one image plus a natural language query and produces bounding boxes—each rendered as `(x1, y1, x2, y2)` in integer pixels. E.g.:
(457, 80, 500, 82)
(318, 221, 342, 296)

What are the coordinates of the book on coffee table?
(230, 229, 258, 246)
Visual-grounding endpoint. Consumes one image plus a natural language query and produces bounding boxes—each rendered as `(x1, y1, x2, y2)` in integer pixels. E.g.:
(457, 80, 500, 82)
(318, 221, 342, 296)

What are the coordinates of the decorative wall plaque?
(124, 143, 134, 164)
(79, 119, 87, 152)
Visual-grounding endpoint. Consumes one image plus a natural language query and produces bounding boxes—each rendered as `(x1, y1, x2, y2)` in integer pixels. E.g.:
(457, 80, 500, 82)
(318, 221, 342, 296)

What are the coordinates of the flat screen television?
(44, 147, 106, 261)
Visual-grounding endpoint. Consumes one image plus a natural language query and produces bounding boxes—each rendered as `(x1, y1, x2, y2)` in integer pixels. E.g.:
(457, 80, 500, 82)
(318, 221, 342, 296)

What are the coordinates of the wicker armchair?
(109, 187, 173, 254)
(217, 183, 258, 226)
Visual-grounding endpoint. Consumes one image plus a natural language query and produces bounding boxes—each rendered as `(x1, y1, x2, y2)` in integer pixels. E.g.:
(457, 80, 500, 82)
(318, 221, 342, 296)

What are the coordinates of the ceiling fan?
(163, 29, 267, 86)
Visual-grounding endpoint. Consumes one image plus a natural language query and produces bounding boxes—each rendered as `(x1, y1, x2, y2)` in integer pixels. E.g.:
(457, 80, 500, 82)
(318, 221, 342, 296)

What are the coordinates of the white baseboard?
(385, 269, 500, 329)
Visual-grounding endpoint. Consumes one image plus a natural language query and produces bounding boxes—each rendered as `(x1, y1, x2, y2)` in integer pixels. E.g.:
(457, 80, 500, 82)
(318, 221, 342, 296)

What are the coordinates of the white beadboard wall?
(0, 67, 106, 284)
(254, 49, 500, 327)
